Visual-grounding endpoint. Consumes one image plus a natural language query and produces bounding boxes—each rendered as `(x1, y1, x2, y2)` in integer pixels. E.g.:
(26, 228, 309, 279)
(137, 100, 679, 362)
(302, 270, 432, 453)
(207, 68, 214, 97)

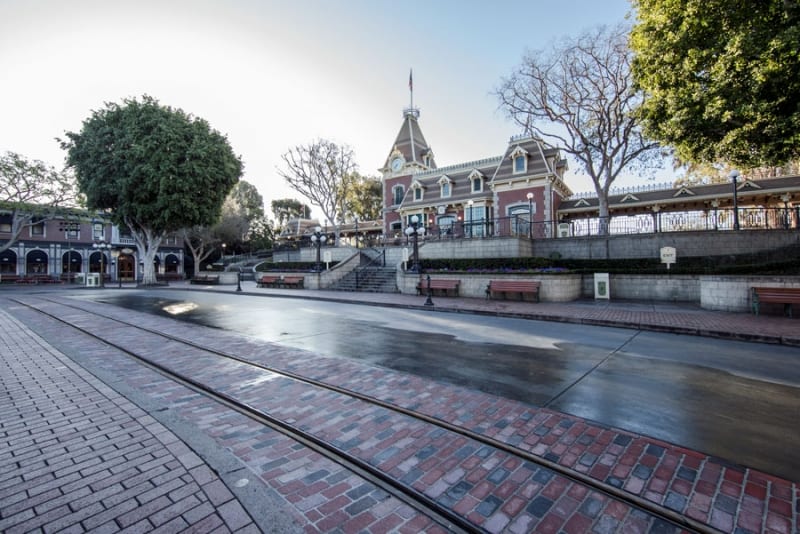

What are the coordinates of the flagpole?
(409, 69, 414, 110)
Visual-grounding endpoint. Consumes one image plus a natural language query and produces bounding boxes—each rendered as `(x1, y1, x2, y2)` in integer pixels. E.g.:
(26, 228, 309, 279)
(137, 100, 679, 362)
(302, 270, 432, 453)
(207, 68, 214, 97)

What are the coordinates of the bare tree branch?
(497, 24, 662, 224)
(277, 139, 357, 244)
(0, 151, 77, 253)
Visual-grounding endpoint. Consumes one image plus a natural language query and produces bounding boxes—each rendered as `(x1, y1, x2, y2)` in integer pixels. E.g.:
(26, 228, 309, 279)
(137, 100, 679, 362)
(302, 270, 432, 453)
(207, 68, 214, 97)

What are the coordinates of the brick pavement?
(0, 310, 266, 533)
(2, 288, 799, 533)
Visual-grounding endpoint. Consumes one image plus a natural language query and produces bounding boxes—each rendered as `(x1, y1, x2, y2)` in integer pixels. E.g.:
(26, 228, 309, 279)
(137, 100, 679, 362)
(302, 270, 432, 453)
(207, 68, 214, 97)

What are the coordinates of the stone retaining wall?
(398, 273, 582, 302)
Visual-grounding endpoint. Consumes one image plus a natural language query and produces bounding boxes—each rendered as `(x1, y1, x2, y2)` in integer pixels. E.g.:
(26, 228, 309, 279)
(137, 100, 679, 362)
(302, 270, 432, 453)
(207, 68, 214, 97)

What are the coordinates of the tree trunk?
(130, 223, 164, 286)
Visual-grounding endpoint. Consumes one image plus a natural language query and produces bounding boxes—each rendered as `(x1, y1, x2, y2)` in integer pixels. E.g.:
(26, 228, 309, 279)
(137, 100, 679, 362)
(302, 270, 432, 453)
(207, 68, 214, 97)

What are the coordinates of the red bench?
(417, 278, 460, 297)
(282, 276, 304, 289)
(751, 287, 800, 317)
(486, 280, 541, 302)
(257, 275, 281, 288)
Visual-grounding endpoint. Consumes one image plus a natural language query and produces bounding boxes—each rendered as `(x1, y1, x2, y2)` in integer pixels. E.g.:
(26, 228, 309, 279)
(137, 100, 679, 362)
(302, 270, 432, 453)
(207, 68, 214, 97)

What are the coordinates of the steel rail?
(20, 296, 714, 534)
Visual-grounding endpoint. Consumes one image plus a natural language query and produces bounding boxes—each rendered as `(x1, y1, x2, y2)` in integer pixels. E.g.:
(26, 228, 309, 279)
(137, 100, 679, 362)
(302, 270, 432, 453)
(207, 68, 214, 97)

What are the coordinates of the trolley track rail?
(11, 295, 711, 533)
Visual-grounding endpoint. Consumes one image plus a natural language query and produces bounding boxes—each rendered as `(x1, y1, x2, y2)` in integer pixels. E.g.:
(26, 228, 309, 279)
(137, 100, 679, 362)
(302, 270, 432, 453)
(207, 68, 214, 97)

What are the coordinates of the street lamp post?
(729, 170, 740, 230)
(404, 215, 425, 272)
(527, 192, 534, 239)
(111, 250, 121, 288)
(424, 274, 434, 307)
(92, 241, 111, 288)
(354, 216, 359, 249)
(221, 243, 226, 262)
(780, 193, 791, 229)
(467, 199, 474, 238)
(310, 226, 327, 272)
(59, 219, 79, 283)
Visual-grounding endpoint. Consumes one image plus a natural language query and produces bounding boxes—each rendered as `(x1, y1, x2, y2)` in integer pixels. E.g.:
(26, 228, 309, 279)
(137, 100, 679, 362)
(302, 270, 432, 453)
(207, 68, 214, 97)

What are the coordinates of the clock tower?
(380, 72, 437, 235)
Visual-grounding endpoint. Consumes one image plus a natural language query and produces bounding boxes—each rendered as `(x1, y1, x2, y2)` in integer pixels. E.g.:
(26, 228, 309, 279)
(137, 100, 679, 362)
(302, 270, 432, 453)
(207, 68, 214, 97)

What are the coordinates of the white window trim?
(438, 175, 453, 198)
(507, 202, 535, 217)
(509, 146, 529, 175)
(468, 169, 484, 192)
(30, 221, 45, 237)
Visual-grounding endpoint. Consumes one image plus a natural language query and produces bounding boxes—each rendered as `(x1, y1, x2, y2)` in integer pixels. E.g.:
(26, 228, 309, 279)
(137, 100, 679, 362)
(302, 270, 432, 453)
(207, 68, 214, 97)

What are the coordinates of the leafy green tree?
(271, 198, 311, 231)
(246, 216, 274, 252)
(225, 180, 265, 222)
(342, 172, 382, 221)
(217, 180, 265, 254)
(631, 0, 800, 167)
(496, 24, 661, 228)
(0, 151, 77, 253)
(278, 139, 356, 244)
(62, 96, 242, 284)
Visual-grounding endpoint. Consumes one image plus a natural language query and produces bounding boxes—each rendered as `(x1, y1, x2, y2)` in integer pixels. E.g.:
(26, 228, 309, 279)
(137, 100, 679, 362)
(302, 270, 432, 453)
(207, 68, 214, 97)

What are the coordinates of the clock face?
(391, 157, 404, 172)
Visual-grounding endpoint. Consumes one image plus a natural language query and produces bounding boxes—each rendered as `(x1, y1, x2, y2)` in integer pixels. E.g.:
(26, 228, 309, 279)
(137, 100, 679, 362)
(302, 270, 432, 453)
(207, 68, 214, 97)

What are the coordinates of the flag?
(409, 69, 413, 91)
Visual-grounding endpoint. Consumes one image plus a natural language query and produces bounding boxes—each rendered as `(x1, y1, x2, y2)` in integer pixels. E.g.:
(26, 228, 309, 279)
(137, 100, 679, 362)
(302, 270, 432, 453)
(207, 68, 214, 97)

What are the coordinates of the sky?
(0, 0, 648, 221)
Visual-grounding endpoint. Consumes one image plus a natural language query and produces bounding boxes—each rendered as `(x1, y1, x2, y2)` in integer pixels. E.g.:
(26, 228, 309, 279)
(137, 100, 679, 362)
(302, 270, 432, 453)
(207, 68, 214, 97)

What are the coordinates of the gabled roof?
(399, 157, 500, 209)
(490, 135, 567, 185)
(383, 108, 436, 171)
(559, 175, 800, 213)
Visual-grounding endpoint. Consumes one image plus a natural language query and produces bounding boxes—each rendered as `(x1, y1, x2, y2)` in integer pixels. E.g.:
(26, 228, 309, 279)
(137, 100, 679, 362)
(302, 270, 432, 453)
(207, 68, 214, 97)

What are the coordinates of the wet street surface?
(74, 289, 800, 482)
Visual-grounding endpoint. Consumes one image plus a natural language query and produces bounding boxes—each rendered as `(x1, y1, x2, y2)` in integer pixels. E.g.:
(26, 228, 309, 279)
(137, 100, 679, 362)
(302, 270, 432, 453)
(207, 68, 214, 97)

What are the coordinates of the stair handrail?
(353, 248, 386, 289)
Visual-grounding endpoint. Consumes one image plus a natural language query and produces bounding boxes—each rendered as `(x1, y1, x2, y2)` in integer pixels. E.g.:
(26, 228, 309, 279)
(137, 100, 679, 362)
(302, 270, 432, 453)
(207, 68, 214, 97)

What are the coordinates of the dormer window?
(412, 184, 424, 201)
(468, 169, 484, 193)
(438, 175, 453, 198)
(409, 180, 425, 201)
(509, 146, 529, 174)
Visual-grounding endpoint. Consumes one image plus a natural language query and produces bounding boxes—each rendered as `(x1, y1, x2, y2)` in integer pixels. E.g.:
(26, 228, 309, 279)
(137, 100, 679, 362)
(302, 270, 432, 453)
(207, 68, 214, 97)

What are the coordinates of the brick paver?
(0, 310, 260, 533)
(2, 288, 799, 534)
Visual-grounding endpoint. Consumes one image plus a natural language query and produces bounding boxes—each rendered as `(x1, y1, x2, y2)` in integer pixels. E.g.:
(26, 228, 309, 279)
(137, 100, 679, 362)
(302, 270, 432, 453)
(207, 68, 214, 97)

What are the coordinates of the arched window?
(165, 254, 180, 273)
(508, 205, 534, 236)
(26, 249, 48, 275)
(62, 250, 82, 274)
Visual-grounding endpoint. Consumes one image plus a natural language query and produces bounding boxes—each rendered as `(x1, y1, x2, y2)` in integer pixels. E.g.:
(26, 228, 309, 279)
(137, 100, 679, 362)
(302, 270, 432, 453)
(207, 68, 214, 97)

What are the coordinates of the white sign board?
(660, 246, 677, 269)
(323, 250, 332, 263)
(594, 272, 610, 300)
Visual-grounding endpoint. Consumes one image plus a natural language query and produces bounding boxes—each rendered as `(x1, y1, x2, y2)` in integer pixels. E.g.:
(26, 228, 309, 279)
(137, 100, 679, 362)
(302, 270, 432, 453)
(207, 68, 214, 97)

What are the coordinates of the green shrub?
(255, 261, 340, 272)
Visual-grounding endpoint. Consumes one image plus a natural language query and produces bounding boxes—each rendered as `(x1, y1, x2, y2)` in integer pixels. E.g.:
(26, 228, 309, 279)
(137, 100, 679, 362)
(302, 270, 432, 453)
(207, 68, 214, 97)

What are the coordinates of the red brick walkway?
(0, 310, 268, 533)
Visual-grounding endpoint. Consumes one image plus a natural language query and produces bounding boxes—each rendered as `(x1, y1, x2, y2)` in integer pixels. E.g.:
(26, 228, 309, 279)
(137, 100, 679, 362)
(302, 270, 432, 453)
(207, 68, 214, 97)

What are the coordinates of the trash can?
(594, 273, 610, 300)
(86, 273, 100, 287)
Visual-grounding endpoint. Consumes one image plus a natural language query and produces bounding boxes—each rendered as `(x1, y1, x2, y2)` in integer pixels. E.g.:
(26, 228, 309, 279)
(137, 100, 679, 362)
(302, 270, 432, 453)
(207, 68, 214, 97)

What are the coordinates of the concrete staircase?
(328, 249, 399, 293)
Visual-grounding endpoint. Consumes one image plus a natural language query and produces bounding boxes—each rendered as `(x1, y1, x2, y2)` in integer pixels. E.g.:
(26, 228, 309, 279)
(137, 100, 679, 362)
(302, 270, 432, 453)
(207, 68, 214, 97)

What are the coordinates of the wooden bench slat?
(282, 276, 304, 289)
(416, 279, 460, 296)
(751, 287, 800, 317)
(486, 280, 541, 302)
(257, 275, 281, 288)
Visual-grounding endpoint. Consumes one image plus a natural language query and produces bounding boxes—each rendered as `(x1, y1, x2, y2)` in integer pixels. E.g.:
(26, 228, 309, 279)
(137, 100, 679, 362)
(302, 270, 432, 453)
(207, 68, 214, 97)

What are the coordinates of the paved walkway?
(1, 284, 798, 533)
(0, 308, 300, 533)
